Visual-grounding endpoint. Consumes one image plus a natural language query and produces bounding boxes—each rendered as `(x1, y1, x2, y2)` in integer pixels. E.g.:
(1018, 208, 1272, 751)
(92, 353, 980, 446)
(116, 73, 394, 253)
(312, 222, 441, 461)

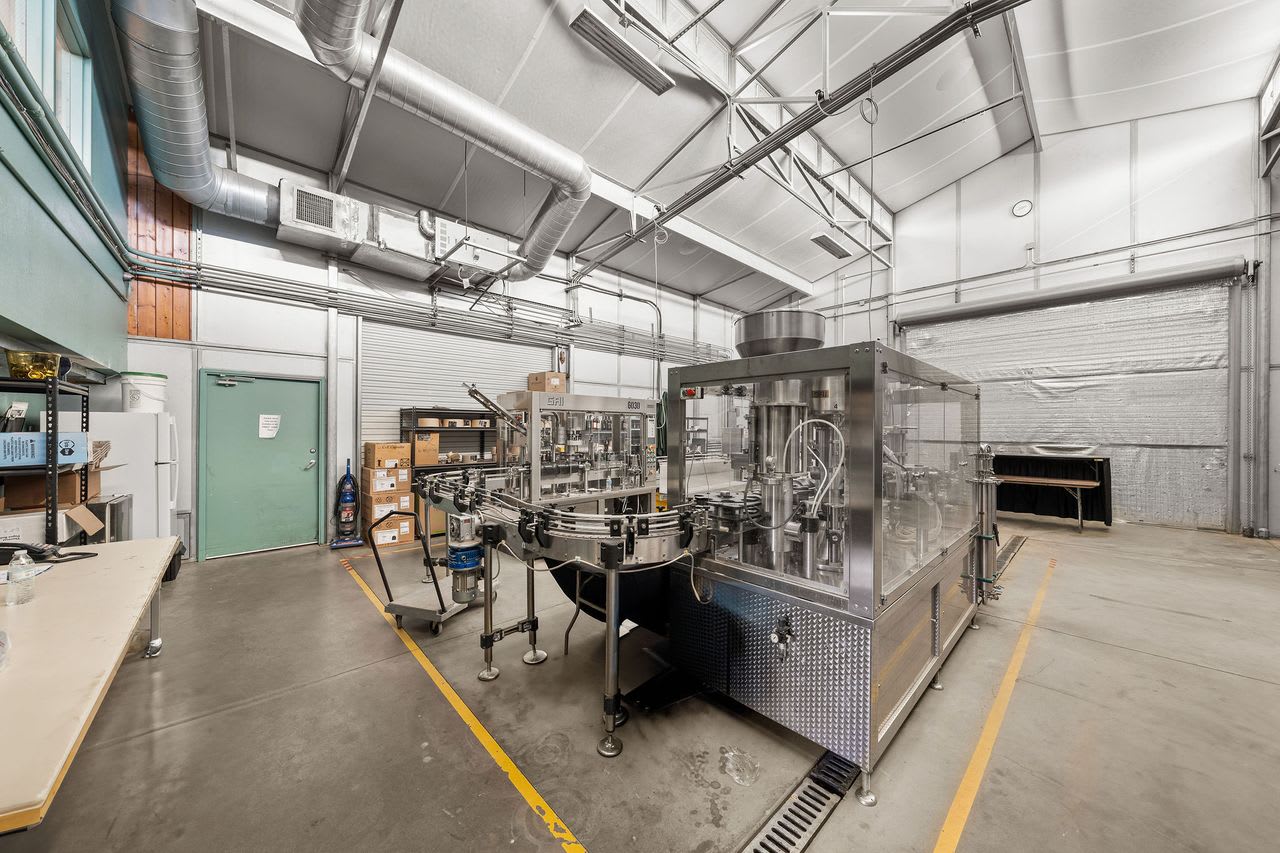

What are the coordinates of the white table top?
(0, 537, 179, 832)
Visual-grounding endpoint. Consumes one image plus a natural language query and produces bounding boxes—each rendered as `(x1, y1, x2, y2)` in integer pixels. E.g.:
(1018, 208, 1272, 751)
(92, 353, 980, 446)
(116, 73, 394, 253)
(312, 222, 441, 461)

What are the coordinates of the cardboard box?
(361, 466, 410, 494)
(528, 371, 567, 392)
(413, 433, 440, 464)
(363, 491, 413, 520)
(3, 469, 102, 510)
(366, 514, 414, 546)
(362, 441, 411, 469)
(0, 432, 90, 467)
(417, 499, 447, 537)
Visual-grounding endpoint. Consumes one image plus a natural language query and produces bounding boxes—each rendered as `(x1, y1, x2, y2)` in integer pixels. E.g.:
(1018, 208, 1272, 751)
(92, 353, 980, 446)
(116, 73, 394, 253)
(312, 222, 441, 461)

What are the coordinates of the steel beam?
(819, 93, 1023, 178)
(671, 0, 726, 43)
(220, 23, 238, 171)
(329, 0, 404, 192)
(574, 0, 1030, 283)
(1003, 11, 1041, 152)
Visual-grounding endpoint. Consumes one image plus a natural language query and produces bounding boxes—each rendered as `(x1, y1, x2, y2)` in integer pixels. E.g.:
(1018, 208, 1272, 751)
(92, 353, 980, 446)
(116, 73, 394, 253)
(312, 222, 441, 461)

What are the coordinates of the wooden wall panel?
(126, 115, 193, 340)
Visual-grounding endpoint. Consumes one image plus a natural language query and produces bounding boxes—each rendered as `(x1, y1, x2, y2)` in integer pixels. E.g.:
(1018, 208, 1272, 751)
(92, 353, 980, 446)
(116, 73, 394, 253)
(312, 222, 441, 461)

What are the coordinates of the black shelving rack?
(398, 406, 502, 538)
(0, 377, 90, 544)
(398, 406, 503, 472)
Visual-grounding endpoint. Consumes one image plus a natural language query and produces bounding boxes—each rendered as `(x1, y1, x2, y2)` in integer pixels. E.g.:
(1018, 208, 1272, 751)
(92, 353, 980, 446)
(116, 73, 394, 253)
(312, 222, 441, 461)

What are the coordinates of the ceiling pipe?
(294, 0, 593, 281)
(111, 0, 279, 225)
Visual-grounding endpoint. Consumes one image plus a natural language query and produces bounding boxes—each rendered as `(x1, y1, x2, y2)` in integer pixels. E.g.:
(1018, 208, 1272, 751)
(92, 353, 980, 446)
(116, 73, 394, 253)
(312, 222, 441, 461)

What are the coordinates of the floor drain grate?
(995, 534, 1026, 577)
(740, 752, 860, 853)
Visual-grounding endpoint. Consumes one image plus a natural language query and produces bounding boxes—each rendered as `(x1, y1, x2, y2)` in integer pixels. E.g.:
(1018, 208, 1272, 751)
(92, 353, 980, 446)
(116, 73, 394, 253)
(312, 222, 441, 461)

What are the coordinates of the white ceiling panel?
(1015, 0, 1280, 134)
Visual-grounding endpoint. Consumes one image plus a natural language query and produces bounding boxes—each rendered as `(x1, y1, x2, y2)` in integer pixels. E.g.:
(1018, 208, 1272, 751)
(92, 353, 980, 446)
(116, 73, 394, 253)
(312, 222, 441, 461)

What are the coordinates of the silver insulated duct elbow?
(295, 0, 592, 281)
(112, 0, 279, 225)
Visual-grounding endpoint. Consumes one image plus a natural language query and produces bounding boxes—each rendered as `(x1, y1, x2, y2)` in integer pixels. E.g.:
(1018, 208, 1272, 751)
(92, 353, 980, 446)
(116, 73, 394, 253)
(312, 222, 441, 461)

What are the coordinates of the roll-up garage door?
(902, 282, 1232, 528)
(359, 322, 552, 441)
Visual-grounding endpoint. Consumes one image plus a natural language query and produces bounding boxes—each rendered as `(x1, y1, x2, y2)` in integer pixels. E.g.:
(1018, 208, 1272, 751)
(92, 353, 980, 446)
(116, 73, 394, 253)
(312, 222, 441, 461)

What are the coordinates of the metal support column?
(522, 557, 548, 665)
(597, 541, 626, 757)
(477, 525, 501, 681)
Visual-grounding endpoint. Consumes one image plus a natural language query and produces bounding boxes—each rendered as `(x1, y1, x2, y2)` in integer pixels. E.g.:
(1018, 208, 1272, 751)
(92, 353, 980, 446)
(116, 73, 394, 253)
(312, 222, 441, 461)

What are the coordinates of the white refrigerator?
(91, 412, 179, 540)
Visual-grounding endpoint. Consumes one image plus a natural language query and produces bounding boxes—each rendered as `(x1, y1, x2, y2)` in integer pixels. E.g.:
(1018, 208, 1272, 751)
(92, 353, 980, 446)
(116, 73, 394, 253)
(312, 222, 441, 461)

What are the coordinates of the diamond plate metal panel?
(672, 578, 872, 768)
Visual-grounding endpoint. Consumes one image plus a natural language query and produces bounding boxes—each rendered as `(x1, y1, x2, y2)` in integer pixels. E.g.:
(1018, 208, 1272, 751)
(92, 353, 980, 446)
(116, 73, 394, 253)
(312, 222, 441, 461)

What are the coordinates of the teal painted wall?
(0, 0, 129, 371)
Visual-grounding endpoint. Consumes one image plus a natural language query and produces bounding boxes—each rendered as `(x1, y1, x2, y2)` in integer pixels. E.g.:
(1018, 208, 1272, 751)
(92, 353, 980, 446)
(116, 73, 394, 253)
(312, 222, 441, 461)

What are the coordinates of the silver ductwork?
(295, 0, 593, 281)
(111, 0, 279, 224)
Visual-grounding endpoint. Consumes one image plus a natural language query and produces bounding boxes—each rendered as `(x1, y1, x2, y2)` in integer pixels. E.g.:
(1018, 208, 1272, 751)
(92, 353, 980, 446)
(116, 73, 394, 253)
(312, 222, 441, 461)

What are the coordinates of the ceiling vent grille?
(295, 188, 335, 229)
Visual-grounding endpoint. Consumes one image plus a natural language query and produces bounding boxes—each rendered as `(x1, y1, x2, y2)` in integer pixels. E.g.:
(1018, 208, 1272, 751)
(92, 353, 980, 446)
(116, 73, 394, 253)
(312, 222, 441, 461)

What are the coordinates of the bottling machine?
(411, 313, 998, 803)
(665, 310, 987, 803)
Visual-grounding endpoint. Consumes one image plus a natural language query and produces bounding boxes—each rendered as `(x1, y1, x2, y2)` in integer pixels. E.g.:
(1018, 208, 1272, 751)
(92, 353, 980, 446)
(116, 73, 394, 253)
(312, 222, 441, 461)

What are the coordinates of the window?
(0, 0, 93, 170)
(53, 1, 91, 169)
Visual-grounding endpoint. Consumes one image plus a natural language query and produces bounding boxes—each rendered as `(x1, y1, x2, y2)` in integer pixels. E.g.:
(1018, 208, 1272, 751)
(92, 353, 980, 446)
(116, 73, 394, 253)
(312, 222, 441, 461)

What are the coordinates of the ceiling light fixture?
(570, 6, 676, 96)
(811, 233, 853, 259)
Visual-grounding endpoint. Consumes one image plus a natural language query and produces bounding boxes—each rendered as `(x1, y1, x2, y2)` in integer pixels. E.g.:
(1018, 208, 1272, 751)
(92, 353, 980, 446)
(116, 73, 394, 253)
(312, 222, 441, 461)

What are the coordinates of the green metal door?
(198, 372, 324, 559)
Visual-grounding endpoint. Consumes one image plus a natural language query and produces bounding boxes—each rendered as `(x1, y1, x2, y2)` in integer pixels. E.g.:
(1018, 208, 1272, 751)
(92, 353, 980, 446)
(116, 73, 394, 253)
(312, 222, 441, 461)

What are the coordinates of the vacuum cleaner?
(329, 459, 364, 549)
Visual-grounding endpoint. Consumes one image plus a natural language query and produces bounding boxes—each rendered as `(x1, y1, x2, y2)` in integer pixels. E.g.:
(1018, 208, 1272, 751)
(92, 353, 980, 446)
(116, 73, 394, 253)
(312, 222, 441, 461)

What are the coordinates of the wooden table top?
(0, 537, 179, 832)
(998, 475, 1102, 489)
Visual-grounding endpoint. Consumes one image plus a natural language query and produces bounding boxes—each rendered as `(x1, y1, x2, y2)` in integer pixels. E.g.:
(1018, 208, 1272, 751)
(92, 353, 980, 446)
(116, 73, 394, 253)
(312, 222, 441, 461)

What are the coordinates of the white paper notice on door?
(258, 414, 281, 439)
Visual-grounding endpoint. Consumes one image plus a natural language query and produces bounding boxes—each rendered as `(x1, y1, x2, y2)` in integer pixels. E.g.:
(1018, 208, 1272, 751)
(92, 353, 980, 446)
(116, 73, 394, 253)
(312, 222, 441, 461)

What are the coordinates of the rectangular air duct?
(277, 181, 367, 252)
(570, 7, 675, 95)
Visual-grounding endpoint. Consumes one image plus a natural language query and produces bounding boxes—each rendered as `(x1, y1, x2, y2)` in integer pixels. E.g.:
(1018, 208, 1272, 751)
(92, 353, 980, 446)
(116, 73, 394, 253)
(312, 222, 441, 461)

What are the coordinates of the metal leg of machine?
(563, 570, 583, 656)
(142, 586, 162, 659)
(856, 768, 877, 807)
(477, 534, 500, 682)
(522, 558, 547, 665)
(929, 675, 943, 691)
(597, 542, 625, 758)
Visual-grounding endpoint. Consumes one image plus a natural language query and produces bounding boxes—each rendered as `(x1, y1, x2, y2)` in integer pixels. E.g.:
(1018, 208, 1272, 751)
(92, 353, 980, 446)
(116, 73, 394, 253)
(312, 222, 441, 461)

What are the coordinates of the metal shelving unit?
(398, 407, 502, 538)
(0, 377, 90, 544)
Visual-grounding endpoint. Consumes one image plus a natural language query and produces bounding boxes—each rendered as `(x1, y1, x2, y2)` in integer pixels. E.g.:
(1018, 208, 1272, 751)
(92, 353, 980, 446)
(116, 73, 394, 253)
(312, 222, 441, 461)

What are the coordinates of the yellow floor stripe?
(340, 559, 586, 853)
(933, 558, 1058, 853)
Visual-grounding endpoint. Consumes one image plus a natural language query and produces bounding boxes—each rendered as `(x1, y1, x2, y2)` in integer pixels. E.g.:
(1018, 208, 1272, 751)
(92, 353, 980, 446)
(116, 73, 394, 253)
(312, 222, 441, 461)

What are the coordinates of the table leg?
(143, 587, 162, 659)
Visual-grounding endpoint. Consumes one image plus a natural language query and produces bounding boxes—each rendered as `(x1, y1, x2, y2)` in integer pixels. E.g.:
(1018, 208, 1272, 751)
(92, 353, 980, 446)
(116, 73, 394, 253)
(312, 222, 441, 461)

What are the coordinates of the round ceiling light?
(678, 243, 699, 256)
(1012, 199, 1033, 218)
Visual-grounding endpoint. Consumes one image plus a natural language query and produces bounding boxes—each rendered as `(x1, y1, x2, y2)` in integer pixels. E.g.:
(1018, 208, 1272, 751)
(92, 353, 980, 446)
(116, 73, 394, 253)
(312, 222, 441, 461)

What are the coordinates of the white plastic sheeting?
(904, 283, 1231, 528)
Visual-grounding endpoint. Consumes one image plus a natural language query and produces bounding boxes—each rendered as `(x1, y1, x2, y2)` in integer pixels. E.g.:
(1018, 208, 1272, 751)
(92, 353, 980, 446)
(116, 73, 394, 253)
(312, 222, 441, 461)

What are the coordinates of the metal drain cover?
(740, 753, 859, 853)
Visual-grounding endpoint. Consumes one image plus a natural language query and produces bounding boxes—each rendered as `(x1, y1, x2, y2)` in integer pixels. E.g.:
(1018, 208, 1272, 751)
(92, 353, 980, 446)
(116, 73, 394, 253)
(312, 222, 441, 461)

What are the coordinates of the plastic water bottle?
(5, 550, 35, 606)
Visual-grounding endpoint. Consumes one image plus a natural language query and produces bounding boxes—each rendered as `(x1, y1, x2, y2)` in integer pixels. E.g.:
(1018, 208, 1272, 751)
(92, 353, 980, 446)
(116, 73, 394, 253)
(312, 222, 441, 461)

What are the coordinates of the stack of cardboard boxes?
(360, 441, 414, 546)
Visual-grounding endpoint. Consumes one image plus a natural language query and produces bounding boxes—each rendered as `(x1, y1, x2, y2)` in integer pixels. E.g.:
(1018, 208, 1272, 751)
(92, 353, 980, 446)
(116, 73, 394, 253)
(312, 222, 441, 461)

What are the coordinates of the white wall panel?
(959, 145, 1035, 280)
(1039, 123, 1131, 262)
(894, 185, 957, 290)
(196, 291, 328, 355)
(573, 350, 621, 385)
(1134, 100, 1257, 243)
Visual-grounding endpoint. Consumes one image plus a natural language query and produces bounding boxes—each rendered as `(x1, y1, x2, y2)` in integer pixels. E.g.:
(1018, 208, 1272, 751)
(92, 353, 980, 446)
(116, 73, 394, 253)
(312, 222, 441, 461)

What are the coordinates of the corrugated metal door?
(902, 283, 1231, 528)
(359, 322, 552, 441)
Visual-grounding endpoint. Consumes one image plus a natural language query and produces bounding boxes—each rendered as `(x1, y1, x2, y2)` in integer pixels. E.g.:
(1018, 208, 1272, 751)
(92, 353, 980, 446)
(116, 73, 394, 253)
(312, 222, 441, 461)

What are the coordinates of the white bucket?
(120, 371, 168, 413)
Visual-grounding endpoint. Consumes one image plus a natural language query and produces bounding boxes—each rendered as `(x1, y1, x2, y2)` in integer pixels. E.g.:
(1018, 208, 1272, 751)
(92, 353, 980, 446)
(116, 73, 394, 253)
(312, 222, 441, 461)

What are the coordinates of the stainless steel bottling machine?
(411, 312, 999, 804)
(665, 310, 990, 804)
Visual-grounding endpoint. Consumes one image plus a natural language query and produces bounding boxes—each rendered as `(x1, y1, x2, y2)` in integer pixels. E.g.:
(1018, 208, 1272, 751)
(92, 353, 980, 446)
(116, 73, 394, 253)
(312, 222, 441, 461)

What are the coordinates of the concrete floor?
(3, 515, 1278, 852)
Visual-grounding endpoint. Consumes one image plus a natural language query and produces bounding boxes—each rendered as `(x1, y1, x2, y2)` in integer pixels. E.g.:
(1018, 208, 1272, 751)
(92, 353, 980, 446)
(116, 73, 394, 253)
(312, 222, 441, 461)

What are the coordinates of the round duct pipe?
(734, 310, 826, 357)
